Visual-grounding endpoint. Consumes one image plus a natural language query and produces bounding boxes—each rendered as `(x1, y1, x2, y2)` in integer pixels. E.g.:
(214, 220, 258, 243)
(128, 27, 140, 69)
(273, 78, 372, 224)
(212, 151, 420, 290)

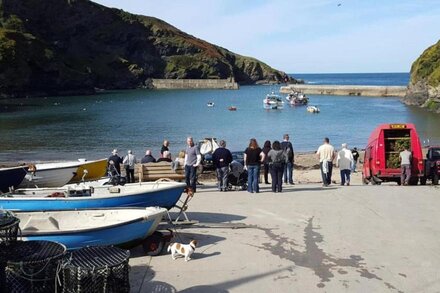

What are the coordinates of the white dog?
(167, 240, 198, 261)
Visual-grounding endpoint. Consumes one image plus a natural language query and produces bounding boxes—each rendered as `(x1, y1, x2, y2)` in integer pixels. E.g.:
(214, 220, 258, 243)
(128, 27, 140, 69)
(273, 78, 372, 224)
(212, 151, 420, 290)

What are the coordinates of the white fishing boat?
(207, 102, 215, 107)
(307, 105, 320, 113)
(286, 91, 309, 106)
(263, 92, 284, 109)
(19, 161, 81, 188)
(15, 207, 167, 250)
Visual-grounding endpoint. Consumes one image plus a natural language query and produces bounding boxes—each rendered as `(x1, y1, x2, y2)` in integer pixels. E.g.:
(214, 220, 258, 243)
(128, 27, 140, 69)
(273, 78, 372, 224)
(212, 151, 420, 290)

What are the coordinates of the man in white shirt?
(337, 143, 354, 186)
(316, 137, 335, 186)
(123, 150, 137, 183)
(399, 146, 412, 185)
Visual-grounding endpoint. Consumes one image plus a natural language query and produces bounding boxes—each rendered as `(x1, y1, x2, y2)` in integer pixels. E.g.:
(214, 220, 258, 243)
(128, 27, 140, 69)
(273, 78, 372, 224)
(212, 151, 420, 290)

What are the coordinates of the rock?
(404, 40, 440, 113)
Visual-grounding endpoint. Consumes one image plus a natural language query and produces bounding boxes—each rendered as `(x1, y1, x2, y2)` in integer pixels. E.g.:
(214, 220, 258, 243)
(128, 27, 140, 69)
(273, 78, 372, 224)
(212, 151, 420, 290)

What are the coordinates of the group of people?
(108, 135, 362, 191)
(107, 140, 183, 183)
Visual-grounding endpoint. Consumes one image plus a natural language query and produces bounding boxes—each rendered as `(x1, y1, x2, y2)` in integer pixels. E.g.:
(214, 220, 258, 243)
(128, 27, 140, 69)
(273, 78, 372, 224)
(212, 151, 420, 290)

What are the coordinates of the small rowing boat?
(0, 166, 28, 193)
(69, 158, 108, 183)
(15, 207, 167, 250)
(0, 181, 186, 211)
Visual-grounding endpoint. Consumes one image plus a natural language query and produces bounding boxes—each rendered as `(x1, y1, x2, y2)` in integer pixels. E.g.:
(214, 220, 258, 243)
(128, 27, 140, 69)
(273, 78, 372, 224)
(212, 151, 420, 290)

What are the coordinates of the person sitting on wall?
(141, 150, 156, 163)
(157, 151, 172, 163)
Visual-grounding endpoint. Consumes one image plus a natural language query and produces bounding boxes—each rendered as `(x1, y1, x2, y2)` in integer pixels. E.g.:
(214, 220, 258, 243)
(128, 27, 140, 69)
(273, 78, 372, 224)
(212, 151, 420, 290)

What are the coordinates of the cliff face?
(404, 40, 440, 113)
(0, 0, 293, 98)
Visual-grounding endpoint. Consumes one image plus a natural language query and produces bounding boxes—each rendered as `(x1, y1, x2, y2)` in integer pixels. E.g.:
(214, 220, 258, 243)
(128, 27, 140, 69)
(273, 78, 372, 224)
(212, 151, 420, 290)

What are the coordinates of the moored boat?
(15, 207, 167, 250)
(0, 166, 28, 193)
(207, 102, 215, 107)
(0, 181, 186, 211)
(286, 91, 309, 106)
(228, 106, 237, 111)
(69, 158, 108, 183)
(263, 92, 284, 109)
(307, 105, 320, 113)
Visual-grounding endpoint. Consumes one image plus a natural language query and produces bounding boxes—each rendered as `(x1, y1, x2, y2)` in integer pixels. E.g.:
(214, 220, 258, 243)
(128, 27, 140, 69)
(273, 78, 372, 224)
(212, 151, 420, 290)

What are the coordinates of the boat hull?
(0, 166, 28, 192)
(19, 166, 78, 188)
(0, 182, 185, 211)
(69, 159, 108, 183)
(18, 208, 166, 250)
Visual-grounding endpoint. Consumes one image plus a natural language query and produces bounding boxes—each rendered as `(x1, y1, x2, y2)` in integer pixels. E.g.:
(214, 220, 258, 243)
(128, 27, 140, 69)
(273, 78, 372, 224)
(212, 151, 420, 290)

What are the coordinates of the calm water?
(292, 72, 410, 86)
(1, 73, 439, 162)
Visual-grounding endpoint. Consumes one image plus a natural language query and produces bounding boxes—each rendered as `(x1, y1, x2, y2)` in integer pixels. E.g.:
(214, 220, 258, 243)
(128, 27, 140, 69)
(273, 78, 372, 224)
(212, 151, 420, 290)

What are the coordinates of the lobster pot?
(61, 246, 130, 293)
(0, 212, 20, 246)
(3, 240, 66, 293)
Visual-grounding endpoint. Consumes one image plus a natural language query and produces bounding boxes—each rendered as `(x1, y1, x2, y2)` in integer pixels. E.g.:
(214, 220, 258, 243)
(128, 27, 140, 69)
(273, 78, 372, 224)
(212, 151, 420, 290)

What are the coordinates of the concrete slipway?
(129, 183, 440, 293)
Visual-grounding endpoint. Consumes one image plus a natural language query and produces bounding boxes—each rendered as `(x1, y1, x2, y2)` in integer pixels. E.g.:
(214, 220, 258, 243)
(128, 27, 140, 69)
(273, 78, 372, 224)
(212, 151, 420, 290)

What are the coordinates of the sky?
(93, 0, 440, 74)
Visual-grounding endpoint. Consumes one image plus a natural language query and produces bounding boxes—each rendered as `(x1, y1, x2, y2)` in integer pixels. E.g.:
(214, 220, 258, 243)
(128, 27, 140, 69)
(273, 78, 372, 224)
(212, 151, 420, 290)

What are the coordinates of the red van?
(362, 123, 424, 185)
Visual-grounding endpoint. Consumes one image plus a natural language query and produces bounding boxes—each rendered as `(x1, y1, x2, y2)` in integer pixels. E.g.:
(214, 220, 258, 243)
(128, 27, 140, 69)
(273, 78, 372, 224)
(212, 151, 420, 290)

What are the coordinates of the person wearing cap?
(212, 140, 233, 191)
(337, 143, 354, 186)
(108, 149, 123, 175)
(123, 150, 137, 183)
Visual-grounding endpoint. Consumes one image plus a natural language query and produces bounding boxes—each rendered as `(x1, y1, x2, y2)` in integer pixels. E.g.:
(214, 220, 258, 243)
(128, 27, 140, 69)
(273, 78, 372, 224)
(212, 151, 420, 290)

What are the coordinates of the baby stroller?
(227, 160, 248, 191)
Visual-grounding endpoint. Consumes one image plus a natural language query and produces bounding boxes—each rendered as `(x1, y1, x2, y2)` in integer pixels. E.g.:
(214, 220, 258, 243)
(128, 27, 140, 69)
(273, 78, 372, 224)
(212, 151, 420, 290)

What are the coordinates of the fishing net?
(0, 210, 20, 246)
(2, 240, 66, 293)
(61, 246, 130, 293)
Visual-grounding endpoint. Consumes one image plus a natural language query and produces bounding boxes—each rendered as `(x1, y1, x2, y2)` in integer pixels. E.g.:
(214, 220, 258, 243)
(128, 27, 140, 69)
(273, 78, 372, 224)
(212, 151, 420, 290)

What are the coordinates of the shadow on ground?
(167, 212, 246, 223)
(133, 266, 293, 292)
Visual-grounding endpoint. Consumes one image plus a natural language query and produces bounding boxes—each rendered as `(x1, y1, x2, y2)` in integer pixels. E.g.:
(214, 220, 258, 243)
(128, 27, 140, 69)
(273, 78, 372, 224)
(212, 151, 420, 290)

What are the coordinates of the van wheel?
(420, 177, 427, 185)
(433, 174, 439, 185)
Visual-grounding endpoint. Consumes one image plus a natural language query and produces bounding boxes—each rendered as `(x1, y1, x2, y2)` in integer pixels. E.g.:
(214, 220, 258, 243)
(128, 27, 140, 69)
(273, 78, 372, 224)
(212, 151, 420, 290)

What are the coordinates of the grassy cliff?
(0, 0, 293, 98)
(405, 40, 440, 113)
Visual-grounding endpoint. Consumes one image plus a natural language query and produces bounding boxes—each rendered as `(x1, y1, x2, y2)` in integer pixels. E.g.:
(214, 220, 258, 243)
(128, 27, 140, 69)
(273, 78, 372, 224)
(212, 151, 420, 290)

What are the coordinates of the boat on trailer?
(0, 181, 186, 211)
(15, 207, 167, 250)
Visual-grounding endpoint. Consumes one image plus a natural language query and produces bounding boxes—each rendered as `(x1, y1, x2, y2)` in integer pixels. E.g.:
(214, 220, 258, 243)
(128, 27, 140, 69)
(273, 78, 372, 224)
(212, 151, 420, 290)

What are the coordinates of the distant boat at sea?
(263, 92, 284, 109)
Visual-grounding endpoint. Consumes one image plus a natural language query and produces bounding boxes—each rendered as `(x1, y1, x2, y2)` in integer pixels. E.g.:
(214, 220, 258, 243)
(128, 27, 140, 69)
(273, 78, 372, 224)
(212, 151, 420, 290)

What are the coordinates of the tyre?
(420, 177, 427, 185)
(433, 173, 439, 185)
(142, 232, 165, 256)
(242, 183, 248, 191)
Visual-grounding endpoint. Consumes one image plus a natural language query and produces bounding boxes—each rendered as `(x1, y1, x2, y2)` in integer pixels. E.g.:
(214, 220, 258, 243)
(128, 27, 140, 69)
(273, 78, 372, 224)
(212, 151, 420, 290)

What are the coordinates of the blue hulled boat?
(15, 207, 167, 250)
(0, 166, 28, 193)
(0, 181, 186, 211)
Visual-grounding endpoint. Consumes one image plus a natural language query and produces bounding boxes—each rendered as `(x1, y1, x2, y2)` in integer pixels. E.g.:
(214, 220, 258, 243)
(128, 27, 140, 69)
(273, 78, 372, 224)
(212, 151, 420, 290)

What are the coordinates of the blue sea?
(1, 72, 439, 162)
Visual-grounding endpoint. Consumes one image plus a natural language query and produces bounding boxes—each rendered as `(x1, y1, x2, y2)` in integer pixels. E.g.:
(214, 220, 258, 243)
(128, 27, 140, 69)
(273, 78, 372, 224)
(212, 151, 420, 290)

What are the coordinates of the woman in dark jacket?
(262, 140, 272, 184)
(267, 140, 287, 193)
(244, 138, 265, 193)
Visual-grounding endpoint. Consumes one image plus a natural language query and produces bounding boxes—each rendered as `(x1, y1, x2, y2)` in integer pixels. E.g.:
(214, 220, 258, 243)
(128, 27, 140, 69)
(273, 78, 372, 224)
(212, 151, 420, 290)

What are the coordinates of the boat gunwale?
(1, 182, 186, 201)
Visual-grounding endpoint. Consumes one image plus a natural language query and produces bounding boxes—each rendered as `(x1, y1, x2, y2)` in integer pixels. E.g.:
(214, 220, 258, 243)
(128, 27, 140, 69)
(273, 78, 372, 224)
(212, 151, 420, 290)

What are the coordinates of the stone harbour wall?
(280, 84, 407, 97)
(149, 78, 239, 90)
